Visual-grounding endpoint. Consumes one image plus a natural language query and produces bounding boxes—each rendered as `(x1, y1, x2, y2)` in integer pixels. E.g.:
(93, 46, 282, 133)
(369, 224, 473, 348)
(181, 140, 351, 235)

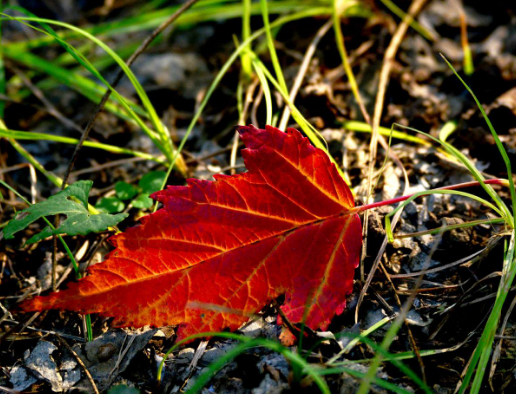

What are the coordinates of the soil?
(2, 0, 516, 393)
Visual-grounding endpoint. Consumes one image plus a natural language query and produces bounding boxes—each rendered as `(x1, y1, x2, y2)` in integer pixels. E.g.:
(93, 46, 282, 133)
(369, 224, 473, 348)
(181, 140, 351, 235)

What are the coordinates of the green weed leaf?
(139, 171, 166, 194)
(95, 196, 125, 214)
(132, 193, 153, 209)
(115, 181, 139, 200)
(3, 180, 127, 244)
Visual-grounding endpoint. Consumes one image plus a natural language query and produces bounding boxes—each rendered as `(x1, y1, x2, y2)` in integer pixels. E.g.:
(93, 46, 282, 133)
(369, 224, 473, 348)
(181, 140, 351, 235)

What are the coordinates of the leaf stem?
(355, 179, 508, 213)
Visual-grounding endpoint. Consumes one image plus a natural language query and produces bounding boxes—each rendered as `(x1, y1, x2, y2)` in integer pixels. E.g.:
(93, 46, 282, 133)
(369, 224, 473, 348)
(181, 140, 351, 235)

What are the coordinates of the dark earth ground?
(2, 0, 516, 392)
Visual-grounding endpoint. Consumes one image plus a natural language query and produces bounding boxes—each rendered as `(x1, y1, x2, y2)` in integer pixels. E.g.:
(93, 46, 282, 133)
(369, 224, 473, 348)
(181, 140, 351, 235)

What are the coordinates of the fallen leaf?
(19, 125, 362, 341)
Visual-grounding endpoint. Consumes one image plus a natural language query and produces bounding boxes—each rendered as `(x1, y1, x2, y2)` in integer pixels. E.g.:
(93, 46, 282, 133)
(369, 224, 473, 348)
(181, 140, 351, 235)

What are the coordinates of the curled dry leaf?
(20, 125, 362, 341)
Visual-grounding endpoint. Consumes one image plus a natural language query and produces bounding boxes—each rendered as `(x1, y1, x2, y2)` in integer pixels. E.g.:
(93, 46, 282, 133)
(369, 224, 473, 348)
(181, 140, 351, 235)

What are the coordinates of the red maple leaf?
(20, 125, 362, 341)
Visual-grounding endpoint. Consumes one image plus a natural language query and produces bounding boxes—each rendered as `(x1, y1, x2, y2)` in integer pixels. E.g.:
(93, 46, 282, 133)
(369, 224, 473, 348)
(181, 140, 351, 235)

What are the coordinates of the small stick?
(55, 334, 100, 394)
(379, 259, 426, 383)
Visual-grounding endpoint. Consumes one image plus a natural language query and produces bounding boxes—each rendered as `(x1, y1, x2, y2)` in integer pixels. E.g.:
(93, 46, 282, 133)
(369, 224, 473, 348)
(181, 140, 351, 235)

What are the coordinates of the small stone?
(25, 340, 63, 392)
(97, 343, 117, 362)
(9, 366, 38, 392)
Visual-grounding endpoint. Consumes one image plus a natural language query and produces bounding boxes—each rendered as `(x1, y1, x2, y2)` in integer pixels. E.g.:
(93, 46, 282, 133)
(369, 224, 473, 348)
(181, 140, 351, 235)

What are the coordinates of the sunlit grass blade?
(459, 12, 474, 76)
(441, 55, 516, 222)
(384, 189, 506, 243)
(395, 217, 506, 238)
(378, 0, 434, 40)
(240, 0, 253, 78)
(0, 127, 166, 163)
(390, 123, 513, 227)
(159, 7, 338, 190)
(438, 120, 458, 142)
(5, 1, 361, 51)
(1, 13, 188, 175)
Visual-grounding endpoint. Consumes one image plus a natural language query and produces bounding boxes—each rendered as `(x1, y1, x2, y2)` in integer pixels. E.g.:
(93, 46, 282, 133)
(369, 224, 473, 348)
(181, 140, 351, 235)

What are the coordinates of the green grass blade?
(342, 120, 432, 146)
(159, 7, 336, 189)
(252, 56, 273, 125)
(392, 123, 513, 226)
(2, 47, 143, 120)
(460, 230, 516, 393)
(396, 217, 506, 239)
(241, 0, 253, 77)
(159, 331, 330, 394)
(378, 0, 433, 40)
(385, 189, 506, 243)
(0, 127, 166, 163)
(441, 55, 516, 223)
(1, 13, 190, 175)
(260, 0, 289, 102)
(5, 1, 355, 51)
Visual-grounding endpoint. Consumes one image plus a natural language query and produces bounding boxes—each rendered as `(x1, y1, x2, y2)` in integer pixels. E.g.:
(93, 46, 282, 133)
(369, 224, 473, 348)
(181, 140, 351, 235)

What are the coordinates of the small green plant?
(95, 171, 167, 213)
(3, 180, 127, 244)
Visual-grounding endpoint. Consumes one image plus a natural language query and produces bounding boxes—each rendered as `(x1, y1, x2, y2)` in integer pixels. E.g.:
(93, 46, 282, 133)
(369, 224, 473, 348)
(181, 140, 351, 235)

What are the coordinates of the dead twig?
(379, 259, 426, 383)
(55, 334, 100, 394)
